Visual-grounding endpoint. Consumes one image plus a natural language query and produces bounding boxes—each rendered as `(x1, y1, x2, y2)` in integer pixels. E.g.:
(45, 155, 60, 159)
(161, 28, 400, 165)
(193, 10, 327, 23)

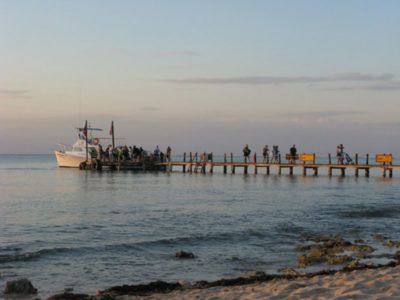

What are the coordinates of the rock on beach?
(4, 278, 38, 295)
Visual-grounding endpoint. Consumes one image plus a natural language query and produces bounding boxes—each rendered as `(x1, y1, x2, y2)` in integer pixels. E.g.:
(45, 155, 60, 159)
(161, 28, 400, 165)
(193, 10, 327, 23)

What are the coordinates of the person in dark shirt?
(290, 145, 297, 164)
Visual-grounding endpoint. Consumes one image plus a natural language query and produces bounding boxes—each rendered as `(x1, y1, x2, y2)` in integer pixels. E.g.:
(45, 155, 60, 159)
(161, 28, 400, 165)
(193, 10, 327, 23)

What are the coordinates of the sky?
(1, 0, 400, 155)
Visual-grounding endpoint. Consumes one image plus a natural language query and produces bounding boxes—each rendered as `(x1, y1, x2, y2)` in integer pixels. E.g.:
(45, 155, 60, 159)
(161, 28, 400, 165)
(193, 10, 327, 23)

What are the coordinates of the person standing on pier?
(337, 144, 344, 164)
(262, 145, 269, 163)
(243, 144, 251, 163)
(290, 145, 297, 164)
(166, 146, 172, 162)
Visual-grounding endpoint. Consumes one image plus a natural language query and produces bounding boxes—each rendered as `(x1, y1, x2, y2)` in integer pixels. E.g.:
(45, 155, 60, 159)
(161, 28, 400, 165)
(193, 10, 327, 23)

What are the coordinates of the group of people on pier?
(243, 144, 298, 163)
(242, 144, 353, 165)
(92, 144, 172, 163)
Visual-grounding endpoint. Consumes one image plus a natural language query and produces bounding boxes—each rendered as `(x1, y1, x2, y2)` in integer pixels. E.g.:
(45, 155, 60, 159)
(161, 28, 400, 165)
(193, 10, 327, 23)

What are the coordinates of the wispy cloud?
(164, 73, 394, 85)
(323, 81, 400, 91)
(158, 51, 199, 57)
(0, 89, 29, 99)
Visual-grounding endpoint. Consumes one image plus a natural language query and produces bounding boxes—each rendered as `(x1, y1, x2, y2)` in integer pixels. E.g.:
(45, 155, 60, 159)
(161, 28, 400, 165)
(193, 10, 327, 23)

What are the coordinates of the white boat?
(55, 126, 102, 168)
(55, 139, 99, 168)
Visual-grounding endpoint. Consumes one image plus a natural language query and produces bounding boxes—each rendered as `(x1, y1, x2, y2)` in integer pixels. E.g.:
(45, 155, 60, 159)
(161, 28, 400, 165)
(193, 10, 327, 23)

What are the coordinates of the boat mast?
(84, 120, 88, 162)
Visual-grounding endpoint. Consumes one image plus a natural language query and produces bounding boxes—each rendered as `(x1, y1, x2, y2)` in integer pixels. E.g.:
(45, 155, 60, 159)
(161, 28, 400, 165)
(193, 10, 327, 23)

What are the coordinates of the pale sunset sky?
(1, 1, 399, 154)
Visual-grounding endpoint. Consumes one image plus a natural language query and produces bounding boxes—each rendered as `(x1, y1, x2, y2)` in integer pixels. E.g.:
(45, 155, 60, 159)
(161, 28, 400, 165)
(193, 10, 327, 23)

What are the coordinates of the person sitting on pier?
(262, 145, 269, 163)
(289, 144, 297, 164)
(243, 144, 251, 163)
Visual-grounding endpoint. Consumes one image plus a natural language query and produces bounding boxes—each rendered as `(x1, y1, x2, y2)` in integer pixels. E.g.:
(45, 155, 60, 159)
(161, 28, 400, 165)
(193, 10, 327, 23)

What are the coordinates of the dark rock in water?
(354, 239, 365, 244)
(372, 234, 387, 241)
(384, 239, 400, 248)
(327, 255, 353, 265)
(98, 281, 183, 297)
(47, 293, 95, 300)
(345, 259, 365, 270)
(175, 250, 195, 259)
(4, 278, 37, 294)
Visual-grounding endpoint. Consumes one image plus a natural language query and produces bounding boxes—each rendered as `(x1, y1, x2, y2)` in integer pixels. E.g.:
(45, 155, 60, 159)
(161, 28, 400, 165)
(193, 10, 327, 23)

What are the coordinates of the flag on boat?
(109, 121, 114, 136)
(83, 120, 88, 137)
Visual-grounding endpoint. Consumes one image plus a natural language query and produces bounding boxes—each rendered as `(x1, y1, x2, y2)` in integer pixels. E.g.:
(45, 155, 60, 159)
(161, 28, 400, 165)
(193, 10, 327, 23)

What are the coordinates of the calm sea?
(1, 154, 400, 297)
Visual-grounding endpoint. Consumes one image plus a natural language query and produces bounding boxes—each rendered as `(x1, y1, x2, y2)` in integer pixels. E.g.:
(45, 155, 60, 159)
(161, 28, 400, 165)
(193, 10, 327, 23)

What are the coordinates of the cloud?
(140, 106, 159, 111)
(283, 111, 363, 118)
(164, 73, 395, 85)
(158, 51, 199, 57)
(0, 89, 29, 98)
(323, 81, 400, 91)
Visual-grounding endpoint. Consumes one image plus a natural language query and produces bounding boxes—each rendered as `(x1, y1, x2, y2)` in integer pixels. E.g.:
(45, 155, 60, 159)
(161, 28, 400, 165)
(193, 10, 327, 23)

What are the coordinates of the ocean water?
(1, 154, 400, 298)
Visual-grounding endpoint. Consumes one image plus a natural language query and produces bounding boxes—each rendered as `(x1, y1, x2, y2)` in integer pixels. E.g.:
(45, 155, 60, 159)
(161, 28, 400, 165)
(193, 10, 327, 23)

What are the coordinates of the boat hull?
(54, 151, 86, 168)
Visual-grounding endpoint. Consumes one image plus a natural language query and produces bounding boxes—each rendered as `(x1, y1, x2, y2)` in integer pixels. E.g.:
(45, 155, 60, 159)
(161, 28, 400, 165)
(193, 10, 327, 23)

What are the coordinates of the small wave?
(335, 205, 400, 219)
(0, 248, 69, 263)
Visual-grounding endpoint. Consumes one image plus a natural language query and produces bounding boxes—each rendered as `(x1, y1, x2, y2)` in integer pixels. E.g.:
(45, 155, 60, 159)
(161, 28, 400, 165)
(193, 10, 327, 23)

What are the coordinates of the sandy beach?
(130, 265, 400, 300)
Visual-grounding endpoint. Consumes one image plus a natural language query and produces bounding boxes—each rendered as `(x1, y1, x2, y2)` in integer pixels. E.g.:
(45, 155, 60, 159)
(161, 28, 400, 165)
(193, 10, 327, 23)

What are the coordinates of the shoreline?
(39, 260, 400, 299)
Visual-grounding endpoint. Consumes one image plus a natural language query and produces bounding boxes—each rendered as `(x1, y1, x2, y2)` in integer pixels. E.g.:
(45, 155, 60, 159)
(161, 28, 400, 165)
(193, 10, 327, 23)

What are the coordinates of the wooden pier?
(80, 152, 398, 178)
(155, 152, 398, 178)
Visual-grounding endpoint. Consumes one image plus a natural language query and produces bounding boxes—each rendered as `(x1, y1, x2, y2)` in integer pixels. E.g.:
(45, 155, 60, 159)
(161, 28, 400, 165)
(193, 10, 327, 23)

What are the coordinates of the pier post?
(383, 168, 386, 178)
(230, 153, 234, 173)
(355, 153, 358, 165)
(244, 165, 248, 175)
(183, 152, 186, 173)
(289, 166, 293, 175)
(328, 167, 332, 176)
(366, 168, 370, 177)
(254, 153, 257, 175)
(355, 168, 359, 177)
(189, 152, 193, 173)
(278, 166, 282, 175)
(314, 167, 318, 176)
(266, 166, 270, 175)
(313, 153, 316, 165)
(341, 168, 345, 177)
(389, 168, 393, 178)
(303, 167, 306, 176)
(366, 154, 369, 165)
(202, 152, 206, 174)
(210, 152, 213, 174)
(223, 153, 227, 174)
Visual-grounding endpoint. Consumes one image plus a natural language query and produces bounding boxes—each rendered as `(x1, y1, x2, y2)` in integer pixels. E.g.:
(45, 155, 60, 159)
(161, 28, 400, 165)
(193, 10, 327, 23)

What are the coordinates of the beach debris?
(242, 271, 267, 279)
(175, 250, 195, 259)
(278, 267, 305, 277)
(98, 281, 183, 297)
(46, 292, 96, 300)
(4, 278, 37, 295)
